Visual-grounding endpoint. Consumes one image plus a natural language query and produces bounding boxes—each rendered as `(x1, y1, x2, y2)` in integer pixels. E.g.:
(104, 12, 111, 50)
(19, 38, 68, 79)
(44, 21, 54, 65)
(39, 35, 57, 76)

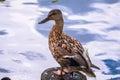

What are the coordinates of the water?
(0, 0, 120, 80)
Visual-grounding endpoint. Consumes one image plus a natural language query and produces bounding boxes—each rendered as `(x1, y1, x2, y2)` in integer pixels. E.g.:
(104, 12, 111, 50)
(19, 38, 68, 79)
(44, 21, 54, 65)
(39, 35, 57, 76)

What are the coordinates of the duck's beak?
(38, 17, 49, 24)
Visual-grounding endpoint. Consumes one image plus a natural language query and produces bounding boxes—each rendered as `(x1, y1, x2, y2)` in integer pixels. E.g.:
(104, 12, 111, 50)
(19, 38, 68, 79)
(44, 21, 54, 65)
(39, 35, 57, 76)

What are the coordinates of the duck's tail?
(91, 64, 100, 70)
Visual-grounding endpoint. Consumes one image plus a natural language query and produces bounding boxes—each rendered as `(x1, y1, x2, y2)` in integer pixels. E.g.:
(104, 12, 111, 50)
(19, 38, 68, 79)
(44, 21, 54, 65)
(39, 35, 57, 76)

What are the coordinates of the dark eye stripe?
(49, 12, 58, 17)
(52, 13, 56, 15)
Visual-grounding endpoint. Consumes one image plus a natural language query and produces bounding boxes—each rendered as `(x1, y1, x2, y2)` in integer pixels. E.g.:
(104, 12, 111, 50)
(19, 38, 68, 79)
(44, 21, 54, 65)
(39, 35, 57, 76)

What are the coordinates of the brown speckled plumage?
(38, 9, 100, 77)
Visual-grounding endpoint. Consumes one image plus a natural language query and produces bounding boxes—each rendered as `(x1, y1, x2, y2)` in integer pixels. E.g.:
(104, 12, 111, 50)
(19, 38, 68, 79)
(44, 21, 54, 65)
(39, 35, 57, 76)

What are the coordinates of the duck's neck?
(49, 19, 64, 41)
(52, 19, 64, 34)
(55, 19, 64, 27)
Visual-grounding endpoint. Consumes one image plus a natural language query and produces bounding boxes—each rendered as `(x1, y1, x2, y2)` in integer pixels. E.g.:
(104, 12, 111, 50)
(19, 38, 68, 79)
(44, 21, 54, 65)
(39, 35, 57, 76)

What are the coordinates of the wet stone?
(41, 67, 87, 80)
(1, 77, 11, 80)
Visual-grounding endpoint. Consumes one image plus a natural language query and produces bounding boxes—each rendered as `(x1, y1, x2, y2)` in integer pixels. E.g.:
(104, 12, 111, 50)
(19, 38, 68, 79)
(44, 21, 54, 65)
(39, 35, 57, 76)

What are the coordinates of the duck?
(38, 9, 100, 77)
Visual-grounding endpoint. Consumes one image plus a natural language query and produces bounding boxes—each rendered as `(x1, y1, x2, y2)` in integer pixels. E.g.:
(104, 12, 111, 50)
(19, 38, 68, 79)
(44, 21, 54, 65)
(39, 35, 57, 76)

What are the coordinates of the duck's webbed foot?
(53, 69, 66, 76)
(52, 67, 65, 76)
(53, 67, 73, 76)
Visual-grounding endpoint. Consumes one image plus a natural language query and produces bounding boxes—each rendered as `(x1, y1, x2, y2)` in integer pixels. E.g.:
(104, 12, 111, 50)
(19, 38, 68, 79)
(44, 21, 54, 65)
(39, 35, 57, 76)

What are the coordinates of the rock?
(1, 77, 11, 80)
(41, 67, 87, 80)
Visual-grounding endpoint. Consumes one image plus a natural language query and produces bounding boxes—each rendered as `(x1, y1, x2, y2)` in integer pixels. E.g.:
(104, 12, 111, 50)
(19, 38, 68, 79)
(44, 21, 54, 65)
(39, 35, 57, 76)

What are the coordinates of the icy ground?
(0, 0, 120, 80)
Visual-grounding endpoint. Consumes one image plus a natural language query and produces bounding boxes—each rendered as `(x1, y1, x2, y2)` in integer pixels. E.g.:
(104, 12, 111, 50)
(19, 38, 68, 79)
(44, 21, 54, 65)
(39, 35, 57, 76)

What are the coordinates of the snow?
(0, 0, 120, 80)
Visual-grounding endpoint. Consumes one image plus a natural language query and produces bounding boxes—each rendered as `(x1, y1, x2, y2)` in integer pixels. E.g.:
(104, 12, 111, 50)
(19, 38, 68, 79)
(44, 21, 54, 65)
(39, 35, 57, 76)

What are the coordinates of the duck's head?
(38, 9, 63, 24)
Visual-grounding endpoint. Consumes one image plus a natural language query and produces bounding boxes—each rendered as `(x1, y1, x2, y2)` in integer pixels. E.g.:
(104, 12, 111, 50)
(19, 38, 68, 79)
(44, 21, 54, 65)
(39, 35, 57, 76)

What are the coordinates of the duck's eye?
(52, 13, 56, 15)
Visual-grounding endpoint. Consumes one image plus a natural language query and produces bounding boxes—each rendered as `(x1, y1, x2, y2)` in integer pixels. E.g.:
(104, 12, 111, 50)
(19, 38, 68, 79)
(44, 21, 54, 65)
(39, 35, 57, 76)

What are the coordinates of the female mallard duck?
(38, 9, 100, 77)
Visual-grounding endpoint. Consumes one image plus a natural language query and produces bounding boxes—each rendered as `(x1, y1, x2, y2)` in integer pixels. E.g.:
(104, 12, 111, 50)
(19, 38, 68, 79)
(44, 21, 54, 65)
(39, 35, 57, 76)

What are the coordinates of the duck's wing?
(58, 33, 90, 69)
(58, 33, 100, 69)
(57, 33, 100, 77)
